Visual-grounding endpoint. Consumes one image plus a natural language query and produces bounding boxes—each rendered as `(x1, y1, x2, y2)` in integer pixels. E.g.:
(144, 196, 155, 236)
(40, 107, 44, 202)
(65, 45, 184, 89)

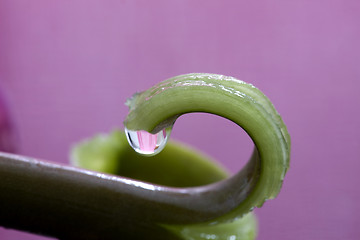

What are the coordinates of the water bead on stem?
(125, 127, 172, 156)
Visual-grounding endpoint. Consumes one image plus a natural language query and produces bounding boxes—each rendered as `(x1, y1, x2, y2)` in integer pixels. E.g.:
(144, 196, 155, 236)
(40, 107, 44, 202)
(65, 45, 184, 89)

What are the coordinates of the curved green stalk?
(123, 73, 290, 223)
(0, 73, 288, 239)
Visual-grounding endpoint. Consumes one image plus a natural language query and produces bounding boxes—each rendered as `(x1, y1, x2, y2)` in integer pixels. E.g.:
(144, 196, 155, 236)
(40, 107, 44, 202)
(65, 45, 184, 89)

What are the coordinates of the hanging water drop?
(125, 127, 171, 156)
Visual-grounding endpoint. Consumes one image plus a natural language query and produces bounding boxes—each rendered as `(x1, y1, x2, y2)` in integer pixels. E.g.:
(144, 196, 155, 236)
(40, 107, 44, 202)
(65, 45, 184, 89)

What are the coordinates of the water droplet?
(125, 127, 171, 156)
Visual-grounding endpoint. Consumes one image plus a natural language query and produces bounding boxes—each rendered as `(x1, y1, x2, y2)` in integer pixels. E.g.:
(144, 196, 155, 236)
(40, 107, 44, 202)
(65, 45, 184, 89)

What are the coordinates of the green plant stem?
(0, 152, 182, 239)
(124, 73, 290, 223)
(0, 137, 255, 240)
(0, 73, 290, 239)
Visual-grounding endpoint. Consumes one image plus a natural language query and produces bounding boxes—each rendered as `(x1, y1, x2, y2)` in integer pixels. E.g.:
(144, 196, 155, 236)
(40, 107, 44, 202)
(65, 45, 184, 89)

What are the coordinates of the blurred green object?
(71, 130, 257, 240)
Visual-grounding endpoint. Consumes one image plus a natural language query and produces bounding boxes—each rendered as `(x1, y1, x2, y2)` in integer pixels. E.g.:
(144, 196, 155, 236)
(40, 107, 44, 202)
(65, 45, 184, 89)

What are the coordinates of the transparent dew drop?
(124, 127, 171, 156)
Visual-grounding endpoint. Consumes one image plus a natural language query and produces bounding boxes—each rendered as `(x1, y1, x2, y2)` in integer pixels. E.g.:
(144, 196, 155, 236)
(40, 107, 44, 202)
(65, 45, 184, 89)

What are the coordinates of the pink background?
(1, 1, 360, 239)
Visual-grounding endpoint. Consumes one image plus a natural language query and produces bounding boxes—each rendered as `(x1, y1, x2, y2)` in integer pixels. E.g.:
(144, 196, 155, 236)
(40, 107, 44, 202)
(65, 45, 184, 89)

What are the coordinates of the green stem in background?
(71, 130, 258, 240)
(123, 73, 290, 223)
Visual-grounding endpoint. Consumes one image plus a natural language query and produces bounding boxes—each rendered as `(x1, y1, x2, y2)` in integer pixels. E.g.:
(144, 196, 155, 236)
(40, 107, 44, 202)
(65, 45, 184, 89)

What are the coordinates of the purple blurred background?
(1, 1, 359, 239)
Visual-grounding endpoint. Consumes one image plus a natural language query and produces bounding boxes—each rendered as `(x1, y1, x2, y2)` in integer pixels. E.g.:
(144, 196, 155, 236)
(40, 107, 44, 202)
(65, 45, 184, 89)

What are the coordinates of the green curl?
(124, 73, 290, 223)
